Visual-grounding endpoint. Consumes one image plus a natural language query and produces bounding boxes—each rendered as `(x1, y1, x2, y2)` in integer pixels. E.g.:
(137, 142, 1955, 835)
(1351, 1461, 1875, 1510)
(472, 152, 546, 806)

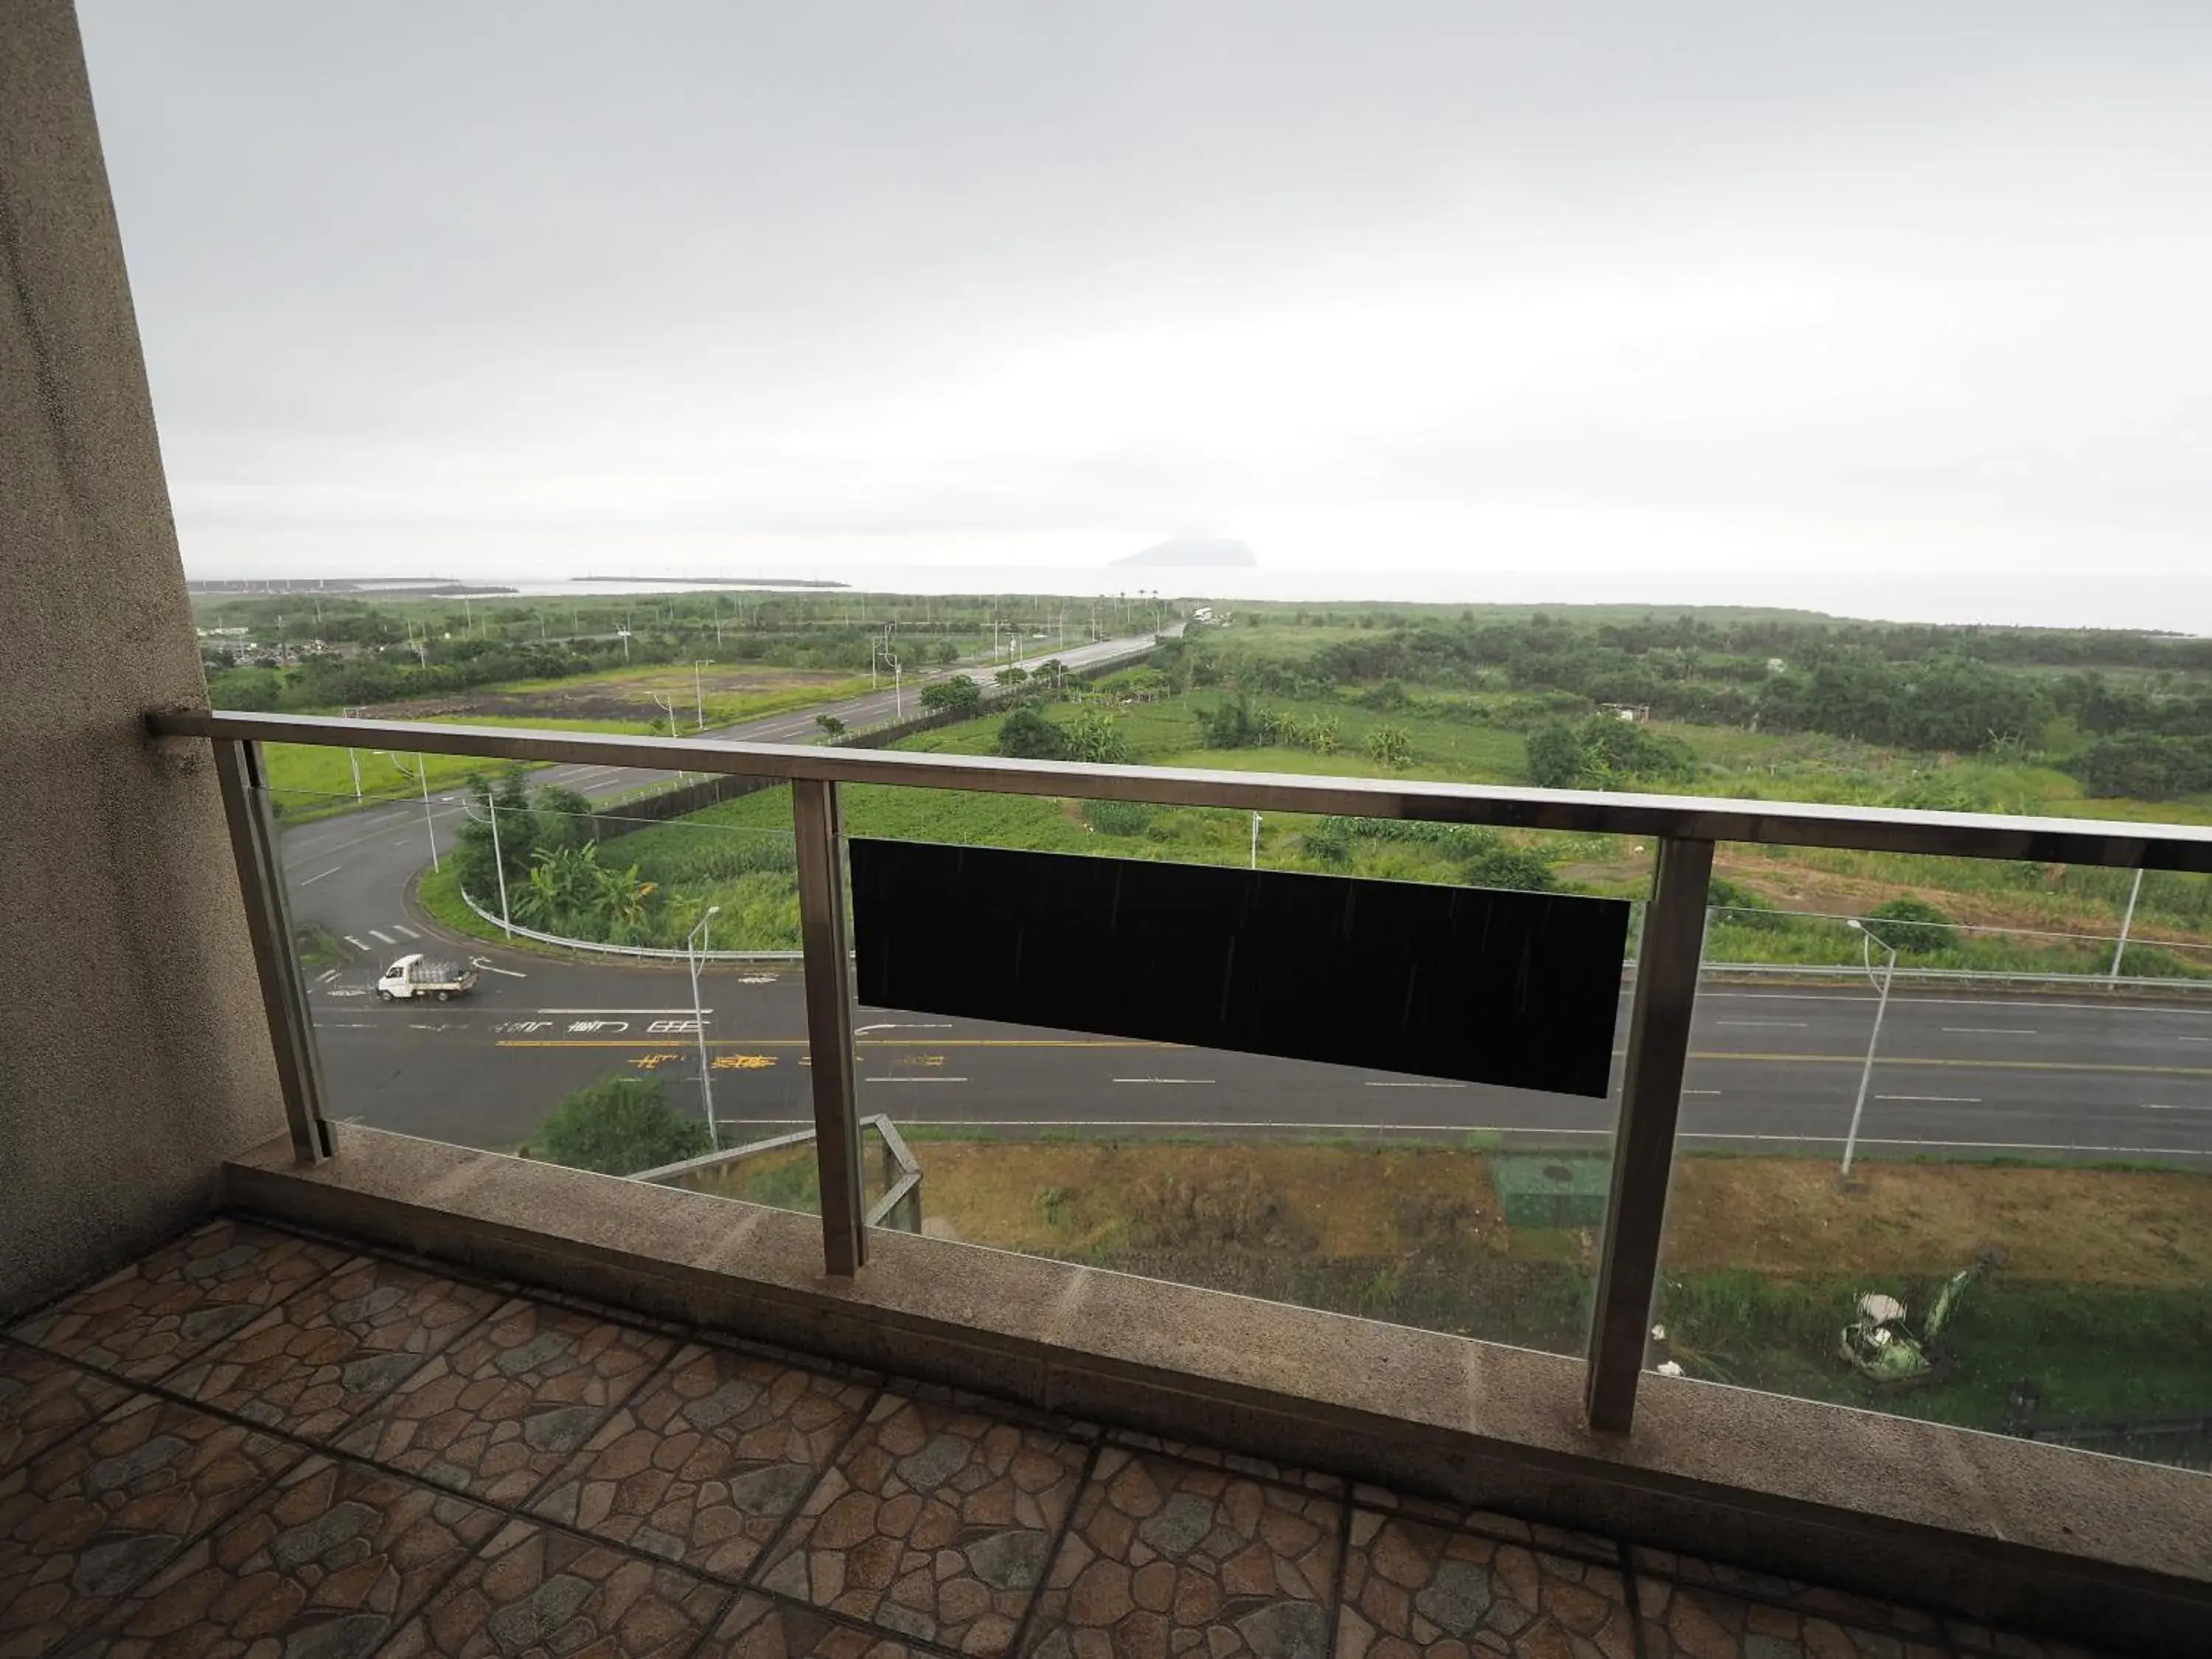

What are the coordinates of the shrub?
(529, 1075, 709, 1176)
(996, 706, 1068, 759)
(1365, 724, 1414, 769)
(1863, 895, 1955, 956)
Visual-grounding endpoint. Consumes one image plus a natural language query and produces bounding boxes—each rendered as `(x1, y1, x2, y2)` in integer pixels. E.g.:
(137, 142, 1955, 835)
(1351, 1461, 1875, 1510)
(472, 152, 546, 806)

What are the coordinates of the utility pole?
(689, 906, 721, 1150)
(652, 692, 678, 738)
(383, 754, 440, 872)
(693, 661, 709, 730)
(1840, 919, 1897, 1178)
(1250, 813, 1261, 870)
(2110, 867, 2146, 981)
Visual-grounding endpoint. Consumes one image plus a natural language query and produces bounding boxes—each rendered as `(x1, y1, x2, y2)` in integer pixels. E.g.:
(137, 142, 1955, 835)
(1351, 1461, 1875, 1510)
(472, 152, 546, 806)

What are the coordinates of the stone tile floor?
(0, 1216, 2113, 1659)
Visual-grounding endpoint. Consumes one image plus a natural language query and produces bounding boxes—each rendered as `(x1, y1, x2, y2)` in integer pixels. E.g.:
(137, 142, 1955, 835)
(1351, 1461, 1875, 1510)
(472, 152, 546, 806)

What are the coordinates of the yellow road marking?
(496, 1037, 1181, 1050)
(489, 1034, 2212, 1081)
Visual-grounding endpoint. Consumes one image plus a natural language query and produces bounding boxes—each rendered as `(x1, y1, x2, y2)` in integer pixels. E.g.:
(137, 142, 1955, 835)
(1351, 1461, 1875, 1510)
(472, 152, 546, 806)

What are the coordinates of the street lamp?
(1840, 918, 1899, 1177)
(688, 905, 722, 1150)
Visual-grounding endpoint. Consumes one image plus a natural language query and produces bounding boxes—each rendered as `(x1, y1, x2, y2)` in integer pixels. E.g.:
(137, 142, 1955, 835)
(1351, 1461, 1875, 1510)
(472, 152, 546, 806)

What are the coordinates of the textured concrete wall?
(0, 0, 285, 1316)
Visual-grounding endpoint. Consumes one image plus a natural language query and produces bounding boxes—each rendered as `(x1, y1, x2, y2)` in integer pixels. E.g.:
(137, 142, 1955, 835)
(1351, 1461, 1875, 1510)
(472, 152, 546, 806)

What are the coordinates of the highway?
(302, 945, 2212, 1164)
(273, 627, 1167, 958)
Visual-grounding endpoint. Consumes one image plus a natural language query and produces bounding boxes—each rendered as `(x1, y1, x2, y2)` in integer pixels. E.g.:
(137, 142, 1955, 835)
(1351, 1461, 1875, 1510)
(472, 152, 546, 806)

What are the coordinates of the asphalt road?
(274, 627, 1168, 956)
(303, 944, 2212, 1164)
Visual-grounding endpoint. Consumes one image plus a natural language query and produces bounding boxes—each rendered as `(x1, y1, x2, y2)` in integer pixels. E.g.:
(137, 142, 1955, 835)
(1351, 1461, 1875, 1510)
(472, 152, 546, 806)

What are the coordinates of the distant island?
(1115, 537, 1258, 569)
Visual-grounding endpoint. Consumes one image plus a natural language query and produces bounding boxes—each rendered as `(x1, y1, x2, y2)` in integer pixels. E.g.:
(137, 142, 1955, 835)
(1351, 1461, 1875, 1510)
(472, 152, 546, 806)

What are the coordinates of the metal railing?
(153, 706, 2212, 1436)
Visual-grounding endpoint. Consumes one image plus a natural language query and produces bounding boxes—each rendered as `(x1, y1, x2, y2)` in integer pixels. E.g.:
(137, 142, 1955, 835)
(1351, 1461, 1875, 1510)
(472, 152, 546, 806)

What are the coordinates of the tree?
(527, 1075, 709, 1175)
(994, 665, 1031, 690)
(996, 706, 1068, 759)
(530, 785, 597, 855)
(1036, 658, 1069, 696)
(456, 765, 538, 905)
(815, 713, 848, 742)
(1526, 721, 1582, 788)
(921, 675, 984, 716)
(1366, 724, 1413, 770)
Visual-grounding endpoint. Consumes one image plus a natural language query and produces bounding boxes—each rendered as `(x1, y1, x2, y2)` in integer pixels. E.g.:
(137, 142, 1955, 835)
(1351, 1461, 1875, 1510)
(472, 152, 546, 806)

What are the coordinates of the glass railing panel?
(1653, 858, 2212, 1472)
(837, 788, 1646, 1357)
(264, 757, 819, 1208)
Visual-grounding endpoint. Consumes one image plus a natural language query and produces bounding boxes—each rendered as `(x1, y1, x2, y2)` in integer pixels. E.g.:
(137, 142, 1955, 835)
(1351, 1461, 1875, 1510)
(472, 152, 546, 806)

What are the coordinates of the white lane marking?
(1364, 1080, 1467, 1088)
(300, 866, 343, 886)
(704, 1119, 2212, 1158)
(368, 929, 396, 945)
(1875, 1093, 1983, 1103)
(855, 1023, 955, 1036)
(1943, 1026, 2038, 1035)
(392, 923, 422, 939)
(1112, 1077, 1217, 1085)
(535, 1007, 715, 1015)
(1714, 1020, 1808, 1027)
(323, 987, 368, 998)
(2140, 1102, 2212, 1112)
(469, 959, 529, 978)
(1700, 992, 2212, 1018)
(315, 968, 339, 984)
(864, 1077, 970, 1084)
(2182, 1037, 2212, 1043)
(344, 935, 369, 950)
(1683, 1089, 1722, 1096)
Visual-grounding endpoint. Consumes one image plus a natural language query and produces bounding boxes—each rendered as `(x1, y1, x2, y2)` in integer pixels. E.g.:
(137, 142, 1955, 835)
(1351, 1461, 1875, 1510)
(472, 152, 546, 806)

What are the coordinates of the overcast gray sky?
(79, 2, 2212, 623)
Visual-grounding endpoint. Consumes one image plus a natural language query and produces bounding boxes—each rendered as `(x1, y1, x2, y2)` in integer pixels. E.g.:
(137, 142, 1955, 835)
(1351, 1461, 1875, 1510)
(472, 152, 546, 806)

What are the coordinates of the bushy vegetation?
(524, 1075, 709, 1175)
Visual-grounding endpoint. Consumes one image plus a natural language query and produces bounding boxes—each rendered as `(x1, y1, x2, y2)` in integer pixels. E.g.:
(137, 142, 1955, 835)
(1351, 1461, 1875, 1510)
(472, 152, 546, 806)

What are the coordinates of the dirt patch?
(907, 1139, 2211, 1290)
(1666, 1157, 2212, 1287)
(361, 664, 853, 723)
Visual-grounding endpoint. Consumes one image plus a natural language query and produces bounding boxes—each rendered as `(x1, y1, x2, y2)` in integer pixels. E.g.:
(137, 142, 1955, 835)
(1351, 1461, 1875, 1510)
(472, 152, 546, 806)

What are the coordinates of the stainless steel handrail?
(148, 709, 2212, 872)
(157, 706, 2212, 1440)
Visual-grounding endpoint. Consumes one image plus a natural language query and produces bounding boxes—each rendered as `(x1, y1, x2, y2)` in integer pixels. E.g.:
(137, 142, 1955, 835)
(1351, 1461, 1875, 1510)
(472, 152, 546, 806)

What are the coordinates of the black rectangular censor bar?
(849, 839, 1630, 1096)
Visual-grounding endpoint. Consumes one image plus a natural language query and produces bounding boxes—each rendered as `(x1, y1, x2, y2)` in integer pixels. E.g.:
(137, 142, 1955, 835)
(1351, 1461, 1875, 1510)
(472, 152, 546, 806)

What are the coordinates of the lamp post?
(2110, 867, 2145, 981)
(1840, 918, 1898, 1178)
(688, 905, 721, 1149)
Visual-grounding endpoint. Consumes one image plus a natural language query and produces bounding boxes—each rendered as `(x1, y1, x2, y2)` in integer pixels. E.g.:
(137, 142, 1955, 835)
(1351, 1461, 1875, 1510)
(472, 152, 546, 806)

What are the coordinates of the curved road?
(278, 628, 1169, 960)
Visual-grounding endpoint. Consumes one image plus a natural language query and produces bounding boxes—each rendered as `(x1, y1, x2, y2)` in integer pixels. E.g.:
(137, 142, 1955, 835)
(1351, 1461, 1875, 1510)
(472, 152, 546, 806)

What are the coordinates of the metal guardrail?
(157, 707, 2212, 870)
(629, 1114, 925, 1234)
(454, 883, 801, 962)
(156, 705, 2212, 1440)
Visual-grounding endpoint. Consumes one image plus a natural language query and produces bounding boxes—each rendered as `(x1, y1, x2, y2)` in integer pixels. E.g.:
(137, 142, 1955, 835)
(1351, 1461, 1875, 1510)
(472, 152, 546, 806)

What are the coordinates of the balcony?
(6, 9, 2211, 1652)
(7, 706, 2196, 1656)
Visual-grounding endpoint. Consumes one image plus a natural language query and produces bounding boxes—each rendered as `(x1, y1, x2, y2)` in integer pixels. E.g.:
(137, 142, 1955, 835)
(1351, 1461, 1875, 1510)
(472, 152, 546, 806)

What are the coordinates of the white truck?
(375, 954, 478, 1002)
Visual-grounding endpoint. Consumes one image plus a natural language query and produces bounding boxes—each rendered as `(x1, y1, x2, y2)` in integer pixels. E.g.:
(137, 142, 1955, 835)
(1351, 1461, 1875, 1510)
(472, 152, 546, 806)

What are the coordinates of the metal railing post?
(211, 738, 335, 1164)
(1585, 834, 1713, 1432)
(792, 777, 866, 1275)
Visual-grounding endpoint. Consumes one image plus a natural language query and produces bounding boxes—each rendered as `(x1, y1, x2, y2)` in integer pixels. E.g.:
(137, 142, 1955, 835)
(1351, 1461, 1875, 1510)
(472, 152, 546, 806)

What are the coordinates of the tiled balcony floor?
(1, 1217, 2107, 1659)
